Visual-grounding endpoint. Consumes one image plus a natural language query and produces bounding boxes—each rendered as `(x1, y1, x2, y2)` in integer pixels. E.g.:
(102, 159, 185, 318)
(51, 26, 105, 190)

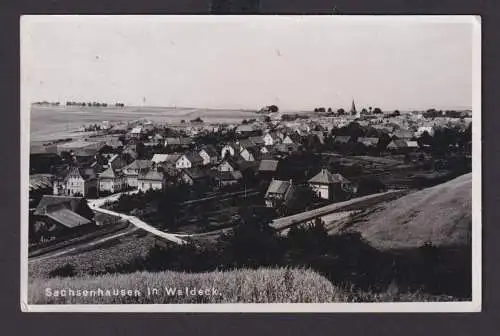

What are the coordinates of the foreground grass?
(29, 268, 458, 304)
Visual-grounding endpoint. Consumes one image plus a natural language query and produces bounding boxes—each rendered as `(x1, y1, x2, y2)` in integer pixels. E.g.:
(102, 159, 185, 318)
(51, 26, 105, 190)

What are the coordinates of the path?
(269, 189, 408, 231)
(88, 191, 187, 245)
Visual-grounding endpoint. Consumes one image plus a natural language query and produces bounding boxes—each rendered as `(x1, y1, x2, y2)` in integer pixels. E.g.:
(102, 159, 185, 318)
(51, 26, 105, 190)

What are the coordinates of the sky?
(21, 16, 477, 111)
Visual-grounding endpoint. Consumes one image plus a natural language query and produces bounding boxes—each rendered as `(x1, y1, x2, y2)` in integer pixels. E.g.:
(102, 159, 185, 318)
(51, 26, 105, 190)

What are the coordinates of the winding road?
(88, 191, 187, 245)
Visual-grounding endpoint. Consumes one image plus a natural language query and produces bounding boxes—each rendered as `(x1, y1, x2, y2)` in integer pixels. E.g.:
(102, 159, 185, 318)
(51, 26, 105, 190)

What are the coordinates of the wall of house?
(66, 176, 86, 196)
(221, 146, 235, 159)
(138, 179, 164, 192)
(99, 178, 125, 193)
(176, 156, 192, 169)
(310, 183, 330, 200)
(218, 162, 233, 172)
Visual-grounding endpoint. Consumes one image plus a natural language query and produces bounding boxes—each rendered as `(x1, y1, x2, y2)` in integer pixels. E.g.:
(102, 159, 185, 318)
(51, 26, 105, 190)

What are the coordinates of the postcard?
(20, 15, 481, 312)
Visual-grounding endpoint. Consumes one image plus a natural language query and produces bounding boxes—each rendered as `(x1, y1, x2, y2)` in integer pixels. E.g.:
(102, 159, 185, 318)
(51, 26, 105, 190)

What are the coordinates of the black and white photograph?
(20, 15, 481, 312)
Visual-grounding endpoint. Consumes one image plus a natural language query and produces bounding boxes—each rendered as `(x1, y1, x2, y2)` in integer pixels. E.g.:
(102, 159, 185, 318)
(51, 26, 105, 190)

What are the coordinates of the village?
(28, 101, 472, 252)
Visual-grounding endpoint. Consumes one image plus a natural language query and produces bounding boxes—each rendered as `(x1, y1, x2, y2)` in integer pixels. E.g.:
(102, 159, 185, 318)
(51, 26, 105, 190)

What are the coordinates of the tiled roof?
(139, 170, 164, 181)
(258, 159, 279, 172)
(266, 179, 292, 196)
(34, 195, 84, 215)
(46, 208, 92, 228)
(308, 169, 350, 185)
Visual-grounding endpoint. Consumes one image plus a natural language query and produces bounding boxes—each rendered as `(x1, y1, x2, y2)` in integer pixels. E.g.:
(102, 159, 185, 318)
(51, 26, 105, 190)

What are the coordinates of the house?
(308, 169, 352, 201)
(221, 143, 239, 159)
(264, 179, 296, 208)
(333, 135, 352, 144)
(130, 127, 143, 138)
(283, 133, 301, 145)
(358, 137, 380, 148)
(53, 166, 98, 197)
(98, 167, 126, 194)
(138, 170, 166, 192)
(151, 154, 170, 164)
(237, 139, 258, 153)
(263, 132, 281, 146)
(240, 147, 261, 162)
(387, 139, 419, 152)
(199, 145, 219, 165)
(122, 160, 153, 187)
(248, 136, 265, 147)
(180, 167, 210, 186)
(31, 195, 95, 240)
(107, 154, 126, 170)
(217, 160, 237, 172)
(175, 152, 204, 169)
(235, 124, 257, 136)
(215, 170, 243, 187)
(164, 137, 192, 150)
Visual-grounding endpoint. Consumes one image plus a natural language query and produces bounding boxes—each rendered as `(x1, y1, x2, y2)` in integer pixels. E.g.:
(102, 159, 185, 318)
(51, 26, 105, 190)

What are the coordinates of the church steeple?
(350, 99, 357, 116)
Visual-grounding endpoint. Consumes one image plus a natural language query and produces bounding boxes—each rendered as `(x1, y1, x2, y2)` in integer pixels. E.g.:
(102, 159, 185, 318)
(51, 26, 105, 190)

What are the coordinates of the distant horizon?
(30, 101, 472, 113)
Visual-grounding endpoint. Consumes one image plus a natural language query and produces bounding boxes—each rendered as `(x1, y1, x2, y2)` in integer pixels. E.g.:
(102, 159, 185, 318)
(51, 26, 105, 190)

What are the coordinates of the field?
(28, 267, 456, 304)
(30, 105, 260, 142)
(341, 173, 472, 250)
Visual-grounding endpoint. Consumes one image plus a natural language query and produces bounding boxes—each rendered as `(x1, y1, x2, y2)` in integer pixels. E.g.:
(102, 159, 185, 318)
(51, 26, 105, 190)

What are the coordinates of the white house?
(264, 179, 295, 208)
(221, 143, 238, 159)
(308, 168, 352, 201)
(122, 160, 153, 187)
(98, 167, 126, 194)
(240, 147, 260, 162)
(53, 166, 98, 197)
(199, 146, 218, 165)
(138, 170, 165, 192)
(175, 152, 204, 170)
(263, 132, 281, 146)
(217, 160, 236, 172)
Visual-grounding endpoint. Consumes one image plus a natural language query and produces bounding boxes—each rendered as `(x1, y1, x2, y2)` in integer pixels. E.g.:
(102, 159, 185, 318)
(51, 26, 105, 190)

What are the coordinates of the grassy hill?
(338, 173, 472, 250)
(29, 267, 455, 304)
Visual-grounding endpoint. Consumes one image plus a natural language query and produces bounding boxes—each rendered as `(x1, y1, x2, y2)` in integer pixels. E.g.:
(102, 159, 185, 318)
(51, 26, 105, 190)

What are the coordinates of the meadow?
(28, 267, 456, 304)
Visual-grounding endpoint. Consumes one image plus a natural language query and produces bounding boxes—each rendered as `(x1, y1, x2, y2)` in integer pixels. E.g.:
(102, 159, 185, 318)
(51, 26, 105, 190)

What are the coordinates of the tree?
(337, 108, 346, 115)
(373, 107, 383, 114)
(393, 110, 401, 116)
(263, 116, 271, 123)
(268, 105, 279, 113)
(361, 108, 368, 115)
(327, 107, 333, 113)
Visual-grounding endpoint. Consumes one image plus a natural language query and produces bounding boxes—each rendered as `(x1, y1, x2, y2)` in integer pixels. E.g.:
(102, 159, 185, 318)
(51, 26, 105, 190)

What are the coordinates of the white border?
(20, 15, 482, 313)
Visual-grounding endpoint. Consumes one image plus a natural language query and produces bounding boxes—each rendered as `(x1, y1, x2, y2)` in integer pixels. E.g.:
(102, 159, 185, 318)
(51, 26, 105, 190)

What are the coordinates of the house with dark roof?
(175, 152, 204, 169)
(180, 167, 211, 186)
(258, 159, 279, 173)
(99, 167, 126, 194)
(263, 132, 281, 146)
(240, 147, 261, 162)
(199, 145, 219, 165)
(221, 143, 239, 159)
(31, 195, 95, 241)
(214, 170, 243, 187)
(122, 160, 153, 187)
(387, 139, 419, 151)
(308, 168, 352, 201)
(358, 137, 380, 148)
(53, 166, 98, 197)
(264, 179, 296, 208)
(283, 133, 302, 145)
(138, 170, 166, 192)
